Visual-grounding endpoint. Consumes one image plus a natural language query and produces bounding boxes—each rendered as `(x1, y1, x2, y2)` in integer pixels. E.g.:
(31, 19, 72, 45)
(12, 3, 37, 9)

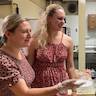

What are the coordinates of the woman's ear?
(4, 31, 12, 38)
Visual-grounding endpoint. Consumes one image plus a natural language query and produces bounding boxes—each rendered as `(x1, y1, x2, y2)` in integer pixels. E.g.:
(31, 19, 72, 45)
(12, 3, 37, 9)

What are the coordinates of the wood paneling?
(88, 14, 96, 30)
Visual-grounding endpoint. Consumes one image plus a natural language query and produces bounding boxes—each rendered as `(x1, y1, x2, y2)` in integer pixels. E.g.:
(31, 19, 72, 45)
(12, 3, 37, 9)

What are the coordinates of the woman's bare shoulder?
(63, 34, 73, 43)
(61, 34, 73, 49)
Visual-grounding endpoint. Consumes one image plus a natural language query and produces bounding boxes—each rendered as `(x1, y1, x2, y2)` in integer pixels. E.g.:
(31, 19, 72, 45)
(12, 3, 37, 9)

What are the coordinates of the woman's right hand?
(62, 79, 76, 89)
(56, 79, 85, 92)
(56, 79, 77, 91)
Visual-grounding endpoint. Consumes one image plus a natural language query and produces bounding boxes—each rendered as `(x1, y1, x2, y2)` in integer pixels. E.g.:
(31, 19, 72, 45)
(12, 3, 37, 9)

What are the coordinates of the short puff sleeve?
(0, 56, 22, 87)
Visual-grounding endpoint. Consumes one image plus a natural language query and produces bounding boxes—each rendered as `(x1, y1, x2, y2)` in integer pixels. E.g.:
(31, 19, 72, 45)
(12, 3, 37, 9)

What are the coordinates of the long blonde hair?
(33, 4, 64, 48)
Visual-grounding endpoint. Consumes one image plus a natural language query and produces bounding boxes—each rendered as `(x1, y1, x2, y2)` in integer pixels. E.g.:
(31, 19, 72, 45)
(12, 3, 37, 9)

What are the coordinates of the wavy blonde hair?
(33, 4, 64, 48)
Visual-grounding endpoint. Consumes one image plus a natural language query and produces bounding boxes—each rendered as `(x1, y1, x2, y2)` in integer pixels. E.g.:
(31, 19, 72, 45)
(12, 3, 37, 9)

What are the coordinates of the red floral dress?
(32, 42, 69, 96)
(0, 50, 35, 96)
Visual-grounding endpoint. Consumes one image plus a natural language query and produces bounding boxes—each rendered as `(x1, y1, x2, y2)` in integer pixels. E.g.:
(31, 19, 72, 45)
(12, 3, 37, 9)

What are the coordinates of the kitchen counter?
(73, 45, 96, 53)
(85, 50, 96, 53)
(68, 87, 95, 96)
(68, 80, 96, 96)
(73, 50, 96, 53)
(77, 87, 95, 96)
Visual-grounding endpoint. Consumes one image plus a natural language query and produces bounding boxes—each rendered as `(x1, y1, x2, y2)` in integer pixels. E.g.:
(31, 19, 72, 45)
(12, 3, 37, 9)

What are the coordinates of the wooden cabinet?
(88, 14, 96, 30)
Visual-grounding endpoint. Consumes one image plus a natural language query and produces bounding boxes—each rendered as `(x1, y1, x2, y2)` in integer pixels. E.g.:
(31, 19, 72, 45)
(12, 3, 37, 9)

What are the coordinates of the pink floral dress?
(32, 41, 69, 96)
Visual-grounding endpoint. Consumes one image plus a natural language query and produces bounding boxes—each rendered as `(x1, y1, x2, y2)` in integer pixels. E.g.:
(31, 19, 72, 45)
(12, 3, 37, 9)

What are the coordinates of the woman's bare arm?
(9, 78, 77, 96)
(27, 38, 37, 65)
(66, 37, 77, 79)
(10, 79, 58, 96)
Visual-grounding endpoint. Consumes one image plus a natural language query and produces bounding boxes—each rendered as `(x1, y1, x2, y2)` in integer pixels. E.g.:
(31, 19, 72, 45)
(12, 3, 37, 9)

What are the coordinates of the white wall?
(66, 15, 78, 46)
(65, 1, 96, 47)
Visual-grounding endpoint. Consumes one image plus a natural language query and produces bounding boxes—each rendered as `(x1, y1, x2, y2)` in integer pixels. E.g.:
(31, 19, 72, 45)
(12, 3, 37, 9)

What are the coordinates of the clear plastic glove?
(56, 79, 76, 92)
(62, 79, 76, 88)
(56, 79, 85, 93)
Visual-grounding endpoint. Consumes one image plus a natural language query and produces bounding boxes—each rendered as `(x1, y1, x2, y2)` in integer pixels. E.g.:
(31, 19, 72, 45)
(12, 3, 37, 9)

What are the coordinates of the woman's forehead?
(55, 9, 65, 15)
(15, 21, 31, 31)
(19, 21, 30, 27)
(52, 9, 65, 18)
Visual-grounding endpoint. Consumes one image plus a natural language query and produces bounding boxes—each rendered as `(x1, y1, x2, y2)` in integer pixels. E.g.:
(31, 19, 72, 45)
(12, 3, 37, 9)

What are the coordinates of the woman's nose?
(27, 31, 32, 38)
(60, 18, 65, 24)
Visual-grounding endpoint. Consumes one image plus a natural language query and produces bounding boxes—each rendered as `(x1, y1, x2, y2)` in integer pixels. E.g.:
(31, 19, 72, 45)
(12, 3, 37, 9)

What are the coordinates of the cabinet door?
(88, 14, 96, 30)
(86, 53, 96, 70)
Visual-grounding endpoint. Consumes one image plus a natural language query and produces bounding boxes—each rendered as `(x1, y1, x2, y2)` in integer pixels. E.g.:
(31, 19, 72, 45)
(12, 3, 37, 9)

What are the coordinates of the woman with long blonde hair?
(27, 4, 77, 96)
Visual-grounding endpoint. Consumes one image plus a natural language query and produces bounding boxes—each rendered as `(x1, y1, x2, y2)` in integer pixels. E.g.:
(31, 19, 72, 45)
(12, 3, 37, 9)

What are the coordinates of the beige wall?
(12, 0, 46, 18)
(0, 5, 12, 18)
(0, 0, 46, 36)
(0, 0, 46, 18)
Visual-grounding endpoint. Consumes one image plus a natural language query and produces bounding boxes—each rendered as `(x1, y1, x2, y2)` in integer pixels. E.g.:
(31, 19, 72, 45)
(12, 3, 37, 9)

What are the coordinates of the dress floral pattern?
(0, 50, 35, 96)
(32, 43, 69, 96)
